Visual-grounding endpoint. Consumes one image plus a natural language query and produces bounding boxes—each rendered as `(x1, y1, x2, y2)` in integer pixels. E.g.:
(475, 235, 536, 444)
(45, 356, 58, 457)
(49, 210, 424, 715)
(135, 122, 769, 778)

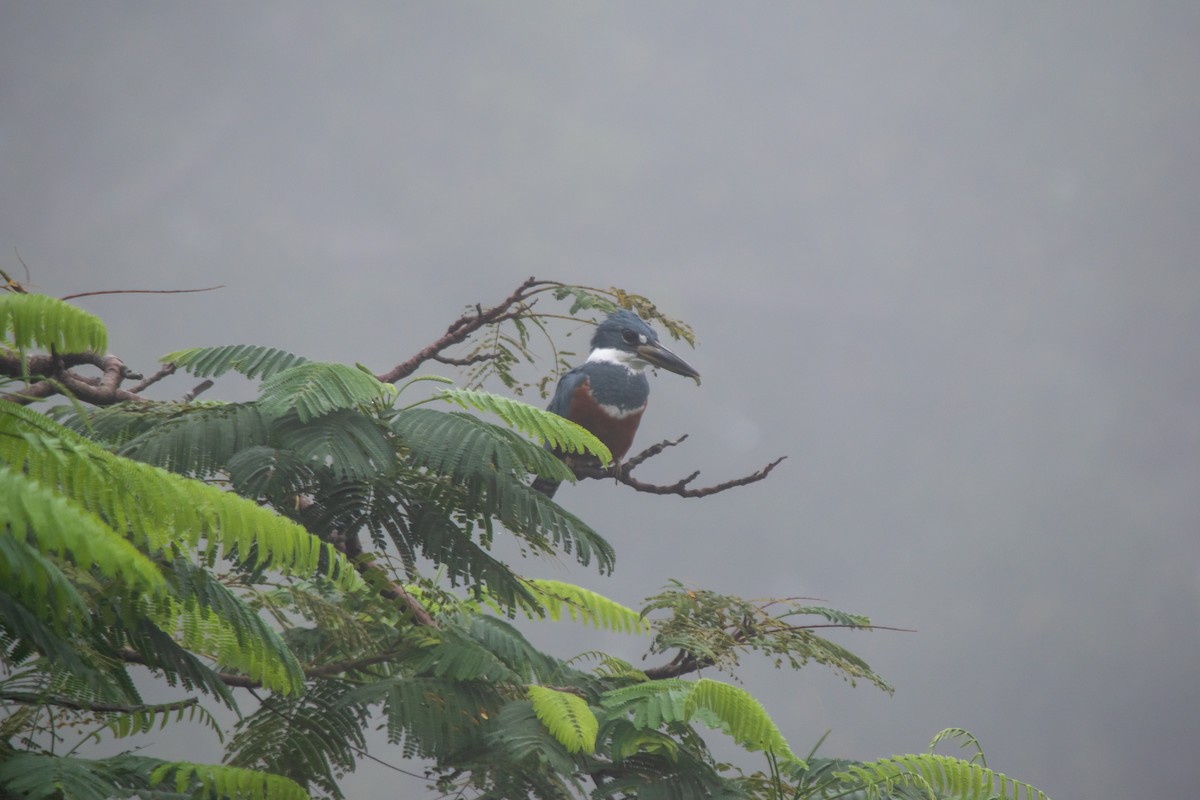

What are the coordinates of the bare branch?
(182, 379, 214, 402)
(643, 652, 707, 681)
(0, 352, 146, 406)
(0, 267, 30, 293)
(59, 285, 225, 301)
(375, 276, 551, 384)
(431, 352, 501, 367)
(129, 362, 177, 393)
(571, 436, 787, 498)
(378, 577, 438, 629)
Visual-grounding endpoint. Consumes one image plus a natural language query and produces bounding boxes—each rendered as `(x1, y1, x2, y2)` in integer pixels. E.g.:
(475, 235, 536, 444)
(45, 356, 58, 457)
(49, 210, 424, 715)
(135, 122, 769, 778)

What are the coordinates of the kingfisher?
(532, 309, 700, 497)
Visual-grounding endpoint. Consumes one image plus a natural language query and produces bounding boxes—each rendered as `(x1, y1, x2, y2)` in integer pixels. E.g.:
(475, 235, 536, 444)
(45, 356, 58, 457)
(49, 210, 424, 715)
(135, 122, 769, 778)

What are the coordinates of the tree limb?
(0, 351, 146, 405)
(570, 436, 787, 498)
(374, 276, 551, 384)
(58, 285, 225, 302)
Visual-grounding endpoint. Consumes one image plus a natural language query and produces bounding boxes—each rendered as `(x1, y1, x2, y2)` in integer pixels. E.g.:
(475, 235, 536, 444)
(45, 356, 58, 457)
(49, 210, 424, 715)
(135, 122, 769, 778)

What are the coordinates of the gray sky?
(3, 4, 1199, 798)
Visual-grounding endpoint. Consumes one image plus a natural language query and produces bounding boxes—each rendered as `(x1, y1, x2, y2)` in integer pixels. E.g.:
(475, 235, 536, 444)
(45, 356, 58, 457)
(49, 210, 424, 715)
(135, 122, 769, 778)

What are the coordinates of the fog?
(3, 4, 1198, 797)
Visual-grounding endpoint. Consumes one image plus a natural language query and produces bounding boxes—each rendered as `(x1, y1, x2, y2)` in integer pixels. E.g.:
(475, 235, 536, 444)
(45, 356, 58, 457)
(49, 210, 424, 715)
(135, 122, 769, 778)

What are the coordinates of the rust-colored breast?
(567, 377, 646, 461)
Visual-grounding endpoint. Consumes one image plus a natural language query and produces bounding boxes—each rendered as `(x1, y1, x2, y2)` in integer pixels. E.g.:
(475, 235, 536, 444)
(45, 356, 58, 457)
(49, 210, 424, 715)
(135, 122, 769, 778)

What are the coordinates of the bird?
(532, 309, 700, 497)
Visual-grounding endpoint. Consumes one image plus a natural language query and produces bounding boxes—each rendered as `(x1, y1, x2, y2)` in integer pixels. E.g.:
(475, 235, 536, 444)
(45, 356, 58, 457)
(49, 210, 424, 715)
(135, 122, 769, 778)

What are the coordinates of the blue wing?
(532, 367, 590, 497)
(546, 366, 588, 420)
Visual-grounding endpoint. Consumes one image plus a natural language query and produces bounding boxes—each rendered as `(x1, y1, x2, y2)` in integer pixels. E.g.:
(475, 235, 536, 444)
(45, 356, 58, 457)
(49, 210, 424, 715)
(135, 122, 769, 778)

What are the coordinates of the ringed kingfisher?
(532, 309, 700, 497)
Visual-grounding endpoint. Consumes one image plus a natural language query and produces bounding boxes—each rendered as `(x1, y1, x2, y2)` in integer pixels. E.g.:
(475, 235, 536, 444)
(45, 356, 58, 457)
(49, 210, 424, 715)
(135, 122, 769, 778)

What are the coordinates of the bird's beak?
(637, 341, 701, 382)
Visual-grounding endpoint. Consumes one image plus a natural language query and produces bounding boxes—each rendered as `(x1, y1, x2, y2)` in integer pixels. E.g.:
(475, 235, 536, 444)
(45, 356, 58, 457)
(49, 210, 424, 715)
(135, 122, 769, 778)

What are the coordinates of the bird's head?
(589, 309, 700, 381)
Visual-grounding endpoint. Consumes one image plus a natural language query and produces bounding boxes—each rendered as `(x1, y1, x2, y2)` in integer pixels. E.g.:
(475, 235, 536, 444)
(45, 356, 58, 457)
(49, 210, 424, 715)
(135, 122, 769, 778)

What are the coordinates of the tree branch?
(571, 436, 787, 498)
(0, 351, 146, 405)
(58, 285, 225, 302)
(129, 362, 177, 393)
(374, 276, 551, 384)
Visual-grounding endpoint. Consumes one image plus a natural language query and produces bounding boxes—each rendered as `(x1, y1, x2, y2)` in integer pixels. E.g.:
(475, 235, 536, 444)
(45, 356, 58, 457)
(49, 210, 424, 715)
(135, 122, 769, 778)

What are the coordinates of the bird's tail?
(530, 476, 561, 497)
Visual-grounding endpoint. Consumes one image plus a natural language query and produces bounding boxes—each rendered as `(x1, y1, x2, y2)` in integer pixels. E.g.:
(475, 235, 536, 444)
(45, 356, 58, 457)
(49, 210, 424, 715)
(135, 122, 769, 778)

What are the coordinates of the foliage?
(642, 580, 893, 691)
(0, 286, 1052, 800)
(0, 291, 107, 358)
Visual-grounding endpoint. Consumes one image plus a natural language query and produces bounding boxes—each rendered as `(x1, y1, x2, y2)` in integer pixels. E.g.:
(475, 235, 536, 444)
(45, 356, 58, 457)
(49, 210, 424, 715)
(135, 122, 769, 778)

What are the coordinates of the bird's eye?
(621, 330, 640, 345)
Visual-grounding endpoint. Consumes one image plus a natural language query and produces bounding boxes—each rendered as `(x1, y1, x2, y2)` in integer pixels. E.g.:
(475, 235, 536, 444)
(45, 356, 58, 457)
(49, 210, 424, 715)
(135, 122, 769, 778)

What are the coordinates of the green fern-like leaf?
(0, 292, 107, 355)
(102, 699, 223, 742)
(393, 406, 575, 484)
(152, 595, 303, 696)
(393, 408, 615, 576)
(527, 685, 598, 754)
(526, 579, 650, 634)
(481, 700, 583, 791)
(600, 679, 693, 731)
(259, 362, 396, 422)
(162, 344, 309, 379)
(226, 445, 317, 500)
(0, 592, 107, 691)
(0, 752, 147, 800)
(599, 718, 682, 763)
(439, 387, 612, 462)
(150, 761, 310, 800)
(116, 402, 270, 477)
(410, 626, 523, 683)
(0, 402, 362, 593)
(462, 614, 565, 684)
(272, 408, 396, 480)
(397, 506, 534, 612)
(225, 680, 366, 797)
(643, 581, 894, 693)
(928, 727, 988, 766)
(0, 465, 166, 615)
(684, 678, 802, 767)
(834, 753, 1052, 800)
(337, 676, 501, 760)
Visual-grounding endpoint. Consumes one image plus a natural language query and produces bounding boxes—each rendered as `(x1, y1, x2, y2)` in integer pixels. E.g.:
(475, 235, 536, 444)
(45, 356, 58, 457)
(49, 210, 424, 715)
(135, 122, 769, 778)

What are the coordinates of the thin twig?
(59, 285, 225, 301)
(182, 379, 214, 402)
(129, 363, 177, 394)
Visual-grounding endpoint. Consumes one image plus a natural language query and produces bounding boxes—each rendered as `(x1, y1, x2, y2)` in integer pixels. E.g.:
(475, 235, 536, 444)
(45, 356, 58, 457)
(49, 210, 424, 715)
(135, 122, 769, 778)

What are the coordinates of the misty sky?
(3, 4, 1199, 798)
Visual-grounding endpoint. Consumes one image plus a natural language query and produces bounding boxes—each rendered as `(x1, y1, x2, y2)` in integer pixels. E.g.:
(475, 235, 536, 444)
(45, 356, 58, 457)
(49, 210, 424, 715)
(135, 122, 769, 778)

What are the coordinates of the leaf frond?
(833, 753, 1053, 800)
(683, 678, 803, 767)
(527, 685, 598, 754)
(161, 344, 309, 380)
(116, 402, 270, 477)
(393, 408, 615, 576)
(0, 292, 107, 355)
(0, 402, 362, 592)
(225, 681, 365, 797)
(525, 579, 650, 635)
(438, 387, 611, 462)
(259, 362, 396, 422)
(273, 408, 396, 480)
(150, 760, 310, 800)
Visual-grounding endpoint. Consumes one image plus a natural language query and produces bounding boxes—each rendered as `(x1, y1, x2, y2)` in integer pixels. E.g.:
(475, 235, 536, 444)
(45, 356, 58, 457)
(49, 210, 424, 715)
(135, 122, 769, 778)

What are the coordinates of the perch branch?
(0, 351, 146, 406)
(571, 436, 786, 498)
(375, 276, 554, 384)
